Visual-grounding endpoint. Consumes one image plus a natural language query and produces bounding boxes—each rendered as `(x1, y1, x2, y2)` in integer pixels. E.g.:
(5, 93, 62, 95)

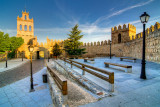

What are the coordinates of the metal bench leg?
(125, 68, 132, 73)
(109, 83, 114, 92)
(133, 60, 136, 63)
(105, 64, 109, 67)
(82, 70, 85, 75)
(90, 61, 95, 64)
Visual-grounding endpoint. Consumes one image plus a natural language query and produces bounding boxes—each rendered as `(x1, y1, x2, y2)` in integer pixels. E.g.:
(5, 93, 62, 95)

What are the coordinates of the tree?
(52, 43, 62, 59)
(0, 31, 24, 58)
(64, 24, 86, 58)
(10, 37, 24, 51)
(0, 32, 10, 52)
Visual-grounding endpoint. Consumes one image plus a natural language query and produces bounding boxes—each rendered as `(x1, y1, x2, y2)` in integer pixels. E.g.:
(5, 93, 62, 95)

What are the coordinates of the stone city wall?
(81, 27, 160, 63)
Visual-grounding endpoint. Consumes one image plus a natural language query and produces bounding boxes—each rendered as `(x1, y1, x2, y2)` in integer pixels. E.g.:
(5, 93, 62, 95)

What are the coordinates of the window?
(118, 34, 121, 43)
(29, 26, 32, 31)
(24, 25, 27, 31)
(25, 15, 27, 20)
(20, 25, 22, 31)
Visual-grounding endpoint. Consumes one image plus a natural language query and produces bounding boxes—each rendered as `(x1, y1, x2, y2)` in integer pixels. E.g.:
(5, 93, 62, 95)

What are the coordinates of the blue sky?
(0, 0, 160, 43)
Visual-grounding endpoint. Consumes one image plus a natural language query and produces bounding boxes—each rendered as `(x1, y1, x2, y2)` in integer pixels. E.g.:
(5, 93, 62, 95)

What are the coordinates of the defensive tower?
(111, 23, 136, 44)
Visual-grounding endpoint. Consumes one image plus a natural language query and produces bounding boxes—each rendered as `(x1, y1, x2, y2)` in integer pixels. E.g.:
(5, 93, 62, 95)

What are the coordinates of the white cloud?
(80, 25, 110, 34)
(93, 0, 154, 25)
(0, 29, 17, 36)
(81, 34, 111, 43)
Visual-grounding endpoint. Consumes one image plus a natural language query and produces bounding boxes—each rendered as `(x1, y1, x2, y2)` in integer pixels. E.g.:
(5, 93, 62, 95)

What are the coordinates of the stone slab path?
(0, 67, 53, 107)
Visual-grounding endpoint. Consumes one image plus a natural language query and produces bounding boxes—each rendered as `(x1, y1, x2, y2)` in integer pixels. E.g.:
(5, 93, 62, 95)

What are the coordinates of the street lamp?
(22, 51, 24, 61)
(28, 45, 35, 92)
(110, 40, 112, 59)
(5, 51, 8, 68)
(48, 51, 49, 62)
(140, 12, 150, 79)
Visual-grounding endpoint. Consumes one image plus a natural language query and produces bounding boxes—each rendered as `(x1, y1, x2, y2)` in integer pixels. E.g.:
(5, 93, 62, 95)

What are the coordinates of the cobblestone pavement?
(0, 59, 45, 88)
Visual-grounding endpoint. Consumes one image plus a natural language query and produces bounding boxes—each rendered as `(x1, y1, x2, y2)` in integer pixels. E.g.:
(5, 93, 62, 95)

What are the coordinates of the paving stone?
(0, 102, 12, 107)
(0, 97, 9, 105)
(12, 101, 25, 107)
(8, 96, 20, 104)
(0, 59, 45, 88)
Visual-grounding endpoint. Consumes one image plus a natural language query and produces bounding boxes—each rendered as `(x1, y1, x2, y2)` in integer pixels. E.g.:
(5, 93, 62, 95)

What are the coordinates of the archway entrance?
(39, 51, 44, 58)
(37, 51, 40, 59)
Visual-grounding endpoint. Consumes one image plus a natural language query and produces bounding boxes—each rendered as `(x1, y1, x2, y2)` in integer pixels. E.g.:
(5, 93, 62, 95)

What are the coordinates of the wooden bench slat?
(104, 62, 132, 68)
(83, 67, 109, 82)
(62, 58, 114, 85)
(120, 57, 136, 60)
(71, 59, 111, 75)
(47, 66, 67, 95)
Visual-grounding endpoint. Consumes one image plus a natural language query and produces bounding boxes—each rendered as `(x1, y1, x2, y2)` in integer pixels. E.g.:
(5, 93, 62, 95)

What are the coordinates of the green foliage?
(8, 51, 16, 58)
(10, 37, 24, 51)
(0, 31, 24, 58)
(0, 32, 10, 52)
(52, 43, 62, 57)
(64, 24, 86, 56)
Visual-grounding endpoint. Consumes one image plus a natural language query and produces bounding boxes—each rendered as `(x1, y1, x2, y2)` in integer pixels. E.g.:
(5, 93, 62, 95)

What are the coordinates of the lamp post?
(5, 51, 8, 68)
(110, 40, 112, 59)
(48, 51, 49, 62)
(28, 45, 35, 92)
(140, 12, 150, 79)
(22, 51, 23, 61)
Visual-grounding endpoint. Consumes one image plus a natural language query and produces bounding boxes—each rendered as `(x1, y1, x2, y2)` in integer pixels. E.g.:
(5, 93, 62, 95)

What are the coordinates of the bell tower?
(17, 10, 34, 44)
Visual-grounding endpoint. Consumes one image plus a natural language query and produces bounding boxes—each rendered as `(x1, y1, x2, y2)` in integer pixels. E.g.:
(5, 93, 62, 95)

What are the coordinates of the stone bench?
(47, 65, 68, 107)
(84, 58, 95, 63)
(104, 62, 132, 73)
(120, 57, 136, 63)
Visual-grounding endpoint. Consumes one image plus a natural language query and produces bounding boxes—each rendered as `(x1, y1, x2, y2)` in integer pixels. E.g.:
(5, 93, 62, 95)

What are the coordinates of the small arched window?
(20, 25, 22, 31)
(118, 33, 121, 43)
(25, 15, 27, 20)
(24, 25, 27, 31)
(29, 26, 32, 31)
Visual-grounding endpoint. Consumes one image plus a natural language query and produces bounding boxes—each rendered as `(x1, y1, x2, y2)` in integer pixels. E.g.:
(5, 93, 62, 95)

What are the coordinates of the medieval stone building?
(16, 10, 63, 59)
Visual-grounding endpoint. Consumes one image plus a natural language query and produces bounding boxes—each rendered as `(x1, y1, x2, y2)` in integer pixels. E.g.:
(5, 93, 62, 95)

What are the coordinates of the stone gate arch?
(36, 47, 49, 59)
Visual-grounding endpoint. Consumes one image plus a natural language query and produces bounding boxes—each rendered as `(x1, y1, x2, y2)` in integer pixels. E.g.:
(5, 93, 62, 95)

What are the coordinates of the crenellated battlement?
(111, 23, 136, 32)
(83, 40, 111, 47)
(131, 22, 160, 41)
(83, 22, 160, 46)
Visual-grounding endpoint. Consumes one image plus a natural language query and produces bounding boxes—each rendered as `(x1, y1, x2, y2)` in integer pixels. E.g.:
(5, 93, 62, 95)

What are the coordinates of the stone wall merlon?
(111, 23, 136, 32)
(83, 40, 110, 46)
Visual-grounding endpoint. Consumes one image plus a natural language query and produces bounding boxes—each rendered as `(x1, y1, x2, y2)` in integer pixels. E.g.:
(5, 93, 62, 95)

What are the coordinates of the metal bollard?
(82, 65, 85, 75)
(43, 74, 47, 83)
